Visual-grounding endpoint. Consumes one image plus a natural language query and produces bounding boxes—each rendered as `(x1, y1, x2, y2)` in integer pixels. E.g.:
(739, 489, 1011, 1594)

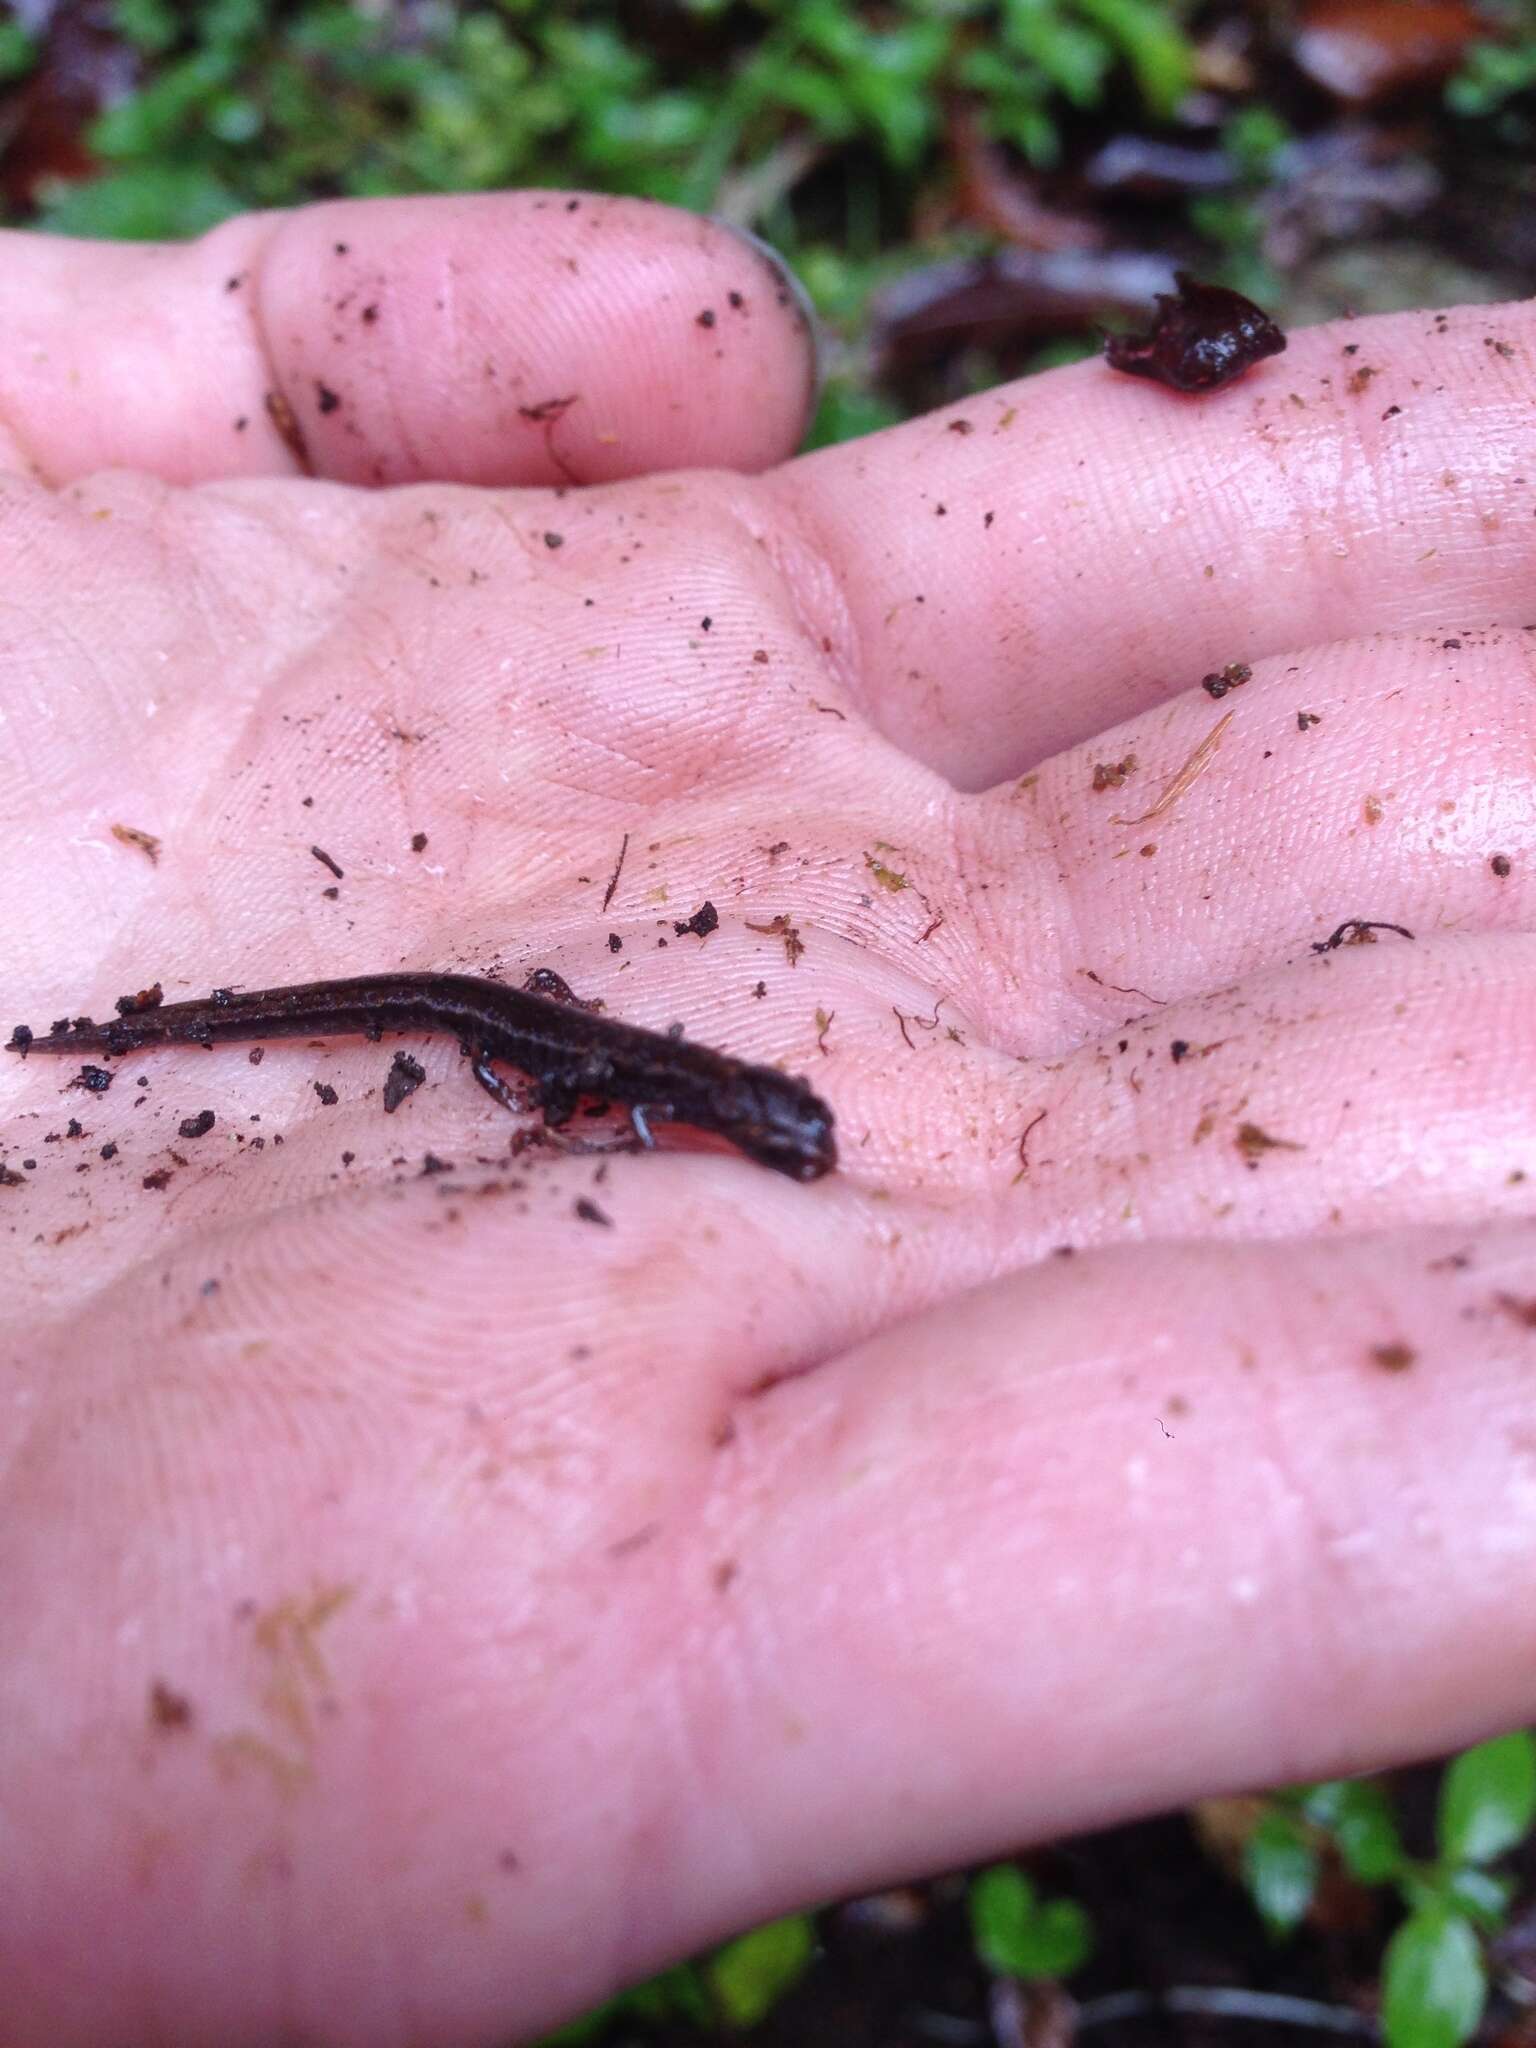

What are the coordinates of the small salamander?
(7, 971, 837, 1182)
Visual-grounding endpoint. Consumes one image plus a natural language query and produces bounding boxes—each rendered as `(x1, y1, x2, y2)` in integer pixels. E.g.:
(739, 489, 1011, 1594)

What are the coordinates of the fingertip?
(0, 193, 824, 489)
(703, 215, 823, 423)
(255, 193, 827, 487)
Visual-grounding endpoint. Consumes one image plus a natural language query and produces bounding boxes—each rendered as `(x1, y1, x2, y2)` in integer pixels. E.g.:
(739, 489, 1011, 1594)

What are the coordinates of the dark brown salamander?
(7, 972, 837, 1182)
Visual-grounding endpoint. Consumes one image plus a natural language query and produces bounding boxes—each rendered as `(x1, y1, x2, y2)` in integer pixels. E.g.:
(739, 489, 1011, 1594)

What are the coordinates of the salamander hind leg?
(537, 1078, 579, 1130)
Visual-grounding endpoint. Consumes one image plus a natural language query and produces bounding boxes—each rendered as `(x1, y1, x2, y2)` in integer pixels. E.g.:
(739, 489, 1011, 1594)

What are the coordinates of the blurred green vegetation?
(540, 1915, 817, 2041)
(13, 0, 1197, 237)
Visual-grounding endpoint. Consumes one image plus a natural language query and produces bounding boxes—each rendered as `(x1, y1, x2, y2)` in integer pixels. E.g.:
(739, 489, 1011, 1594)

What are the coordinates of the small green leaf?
(1022, 1897, 1096, 1978)
(1382, 1906, 1485, 2048)
(802, 379, 903, 448)
(998, 0, 1109, 106)
(110, 0, 181, 55)
(850, 66, 938, 167)
(707, 1915, 815, 2028)
(625, 1963, 713, 2024)
(532, 1963, 710, 2045)
(1301, 1779, 1404, 1885)
(972, 1863, 1039, 1975)
(1223, 106, 1291, 180)
(1444, 1865, 1515, 1930)
(200, 0, 265, 49)
(1068, 0, 1194, 116)
(206, 92, 263, 145)
(1187, 193, 1265, 263)
(1243, 1811, 1319, 1938)
(1447, 41, 1536, 118)
(89, 50, 237, 159)
(1399, 1862, 1453, 1918)
(0, 20, 37, 80)
(588, 92, 711, 160)
(970, 1863, 1093, 1980)
(1439, 1732, 1536, 1866)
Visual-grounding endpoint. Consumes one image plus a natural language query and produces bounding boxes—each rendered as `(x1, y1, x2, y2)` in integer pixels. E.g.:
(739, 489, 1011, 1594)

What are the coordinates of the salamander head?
(720, 1065, 837, 1182)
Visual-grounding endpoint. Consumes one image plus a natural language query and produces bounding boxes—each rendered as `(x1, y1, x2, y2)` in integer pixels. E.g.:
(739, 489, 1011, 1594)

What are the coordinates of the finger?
(950, 628, 1536, 1026)
(696, 922, 1536, 1226)
(664, 1223, 1536, 1989)
(775, 297, 1536, 786)
(0, 194, 818, 488)
(995, 930, 1536, 1235)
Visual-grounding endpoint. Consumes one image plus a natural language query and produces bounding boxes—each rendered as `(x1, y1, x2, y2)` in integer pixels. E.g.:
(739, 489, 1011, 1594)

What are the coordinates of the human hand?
(3, 195, 1534, 2047)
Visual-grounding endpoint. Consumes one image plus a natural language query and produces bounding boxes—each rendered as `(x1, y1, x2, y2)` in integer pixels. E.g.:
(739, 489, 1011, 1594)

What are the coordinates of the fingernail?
(706, 216, 825, 416)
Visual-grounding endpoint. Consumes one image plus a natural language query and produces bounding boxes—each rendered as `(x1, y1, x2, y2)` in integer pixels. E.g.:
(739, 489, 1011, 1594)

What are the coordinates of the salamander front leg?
(471, 1052, 530, 1116)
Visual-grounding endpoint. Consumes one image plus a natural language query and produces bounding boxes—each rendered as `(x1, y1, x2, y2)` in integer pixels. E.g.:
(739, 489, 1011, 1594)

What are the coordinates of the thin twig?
(711, 131, 827, 229)
(1077, 1988, 1376, 2036)
(1112, 710, 1234, 825)
(601, 831, 629, 913)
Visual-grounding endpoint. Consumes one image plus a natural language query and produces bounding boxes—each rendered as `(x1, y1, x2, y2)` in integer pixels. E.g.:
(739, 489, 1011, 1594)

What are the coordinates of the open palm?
(4, 194, 1535, 2048)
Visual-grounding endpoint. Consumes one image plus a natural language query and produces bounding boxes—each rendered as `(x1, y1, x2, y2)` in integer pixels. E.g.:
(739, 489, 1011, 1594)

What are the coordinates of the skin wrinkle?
(0, 410, 49, 483)
(205, 214, 310, 480)
(602, 1548, 757, 1988)
(1011, 755, 1110, 1051)
(1221, 1281, 1379, 1771)
(958, 788, 1074, 1040)
(1080, 1022, 1159, 1227)
(307, 252, 409, 480)
(344, 258, 420, 497)
(132, 486, 245, 716)
(1225, 387, 1336, 565)
(1247, 1270, 1528, 1787)
(751, 470, 866, 717)
(1321, 380, 1390, 606)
